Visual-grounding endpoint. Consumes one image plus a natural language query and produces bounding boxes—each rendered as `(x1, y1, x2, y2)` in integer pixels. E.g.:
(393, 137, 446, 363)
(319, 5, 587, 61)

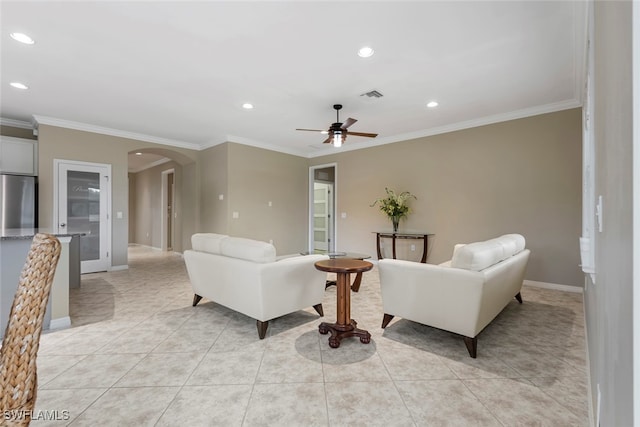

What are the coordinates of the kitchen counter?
(1, 227, 81, 240)
(0, 229, 82, 337)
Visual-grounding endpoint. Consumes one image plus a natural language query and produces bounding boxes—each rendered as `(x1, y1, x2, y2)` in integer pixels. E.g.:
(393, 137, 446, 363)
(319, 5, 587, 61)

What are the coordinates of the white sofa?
(378, 234, 530, 357)
(184, 233, 328, 339)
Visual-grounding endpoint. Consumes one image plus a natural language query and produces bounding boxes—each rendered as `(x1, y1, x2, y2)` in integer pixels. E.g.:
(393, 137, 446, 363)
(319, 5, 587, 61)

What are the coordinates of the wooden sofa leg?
(463, 336, 478, 358)
(257, 320, 269, 339)
(381, 313, 394, 328)
(313, 304, 324, 317)
(192, 294, 203, 307)
(515, 292, 523, 304)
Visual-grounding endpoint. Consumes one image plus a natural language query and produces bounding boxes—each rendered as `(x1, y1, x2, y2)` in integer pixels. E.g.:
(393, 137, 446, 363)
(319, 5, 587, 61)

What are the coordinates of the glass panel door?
(67, 170, 101, 262)
(57, 161, 110, 273)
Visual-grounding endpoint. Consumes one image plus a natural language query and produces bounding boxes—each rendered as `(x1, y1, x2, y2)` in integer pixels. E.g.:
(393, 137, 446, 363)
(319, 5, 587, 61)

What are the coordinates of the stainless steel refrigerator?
(0, 174, 37, 231)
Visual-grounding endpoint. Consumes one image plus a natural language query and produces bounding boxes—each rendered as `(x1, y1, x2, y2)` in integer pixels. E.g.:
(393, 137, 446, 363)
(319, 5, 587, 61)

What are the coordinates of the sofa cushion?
(191, 233, 228, 254)
(450, 234, 525, 271)
(220, 237, 276, 263)
(498, 234, 526, 255)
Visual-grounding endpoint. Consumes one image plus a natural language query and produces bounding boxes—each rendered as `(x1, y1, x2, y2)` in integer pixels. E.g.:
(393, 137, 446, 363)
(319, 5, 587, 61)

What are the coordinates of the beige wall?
(130, 160, 182, 249)
(199, 143, 229, 234)
(226, 143, 308, 255)
(310, 108, 583, 287)
(197, 142, 308, 255)
(37, 124, 198, 266)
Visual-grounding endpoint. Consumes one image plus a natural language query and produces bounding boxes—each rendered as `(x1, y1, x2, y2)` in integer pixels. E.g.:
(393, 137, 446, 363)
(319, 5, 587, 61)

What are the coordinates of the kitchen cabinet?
(0, 136, 38, 175)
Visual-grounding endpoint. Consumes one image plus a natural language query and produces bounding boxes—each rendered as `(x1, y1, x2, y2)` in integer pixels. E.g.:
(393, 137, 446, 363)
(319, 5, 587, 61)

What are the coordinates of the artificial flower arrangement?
(371, 187, 417, 232)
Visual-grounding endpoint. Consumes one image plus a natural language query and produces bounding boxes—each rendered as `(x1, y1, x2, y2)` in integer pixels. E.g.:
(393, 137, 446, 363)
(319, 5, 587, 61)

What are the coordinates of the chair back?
(0, 233, 61, 426)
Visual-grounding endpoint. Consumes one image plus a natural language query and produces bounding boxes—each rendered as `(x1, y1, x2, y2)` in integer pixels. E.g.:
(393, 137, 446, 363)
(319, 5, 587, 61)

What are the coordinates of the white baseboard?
(49, 316, 71, 331)
(109, 265, 129, 271)
(523, 279, 584, 293)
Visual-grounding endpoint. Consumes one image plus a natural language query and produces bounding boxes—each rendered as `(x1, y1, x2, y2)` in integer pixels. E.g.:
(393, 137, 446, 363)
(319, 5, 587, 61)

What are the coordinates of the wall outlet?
(269, 239, 273, 245)
(218, 194, 224, 200)
(232, 211, 239, 219)
(410, 244, 416, 251)
(341, 212, 347, 219)
(268, 201, 272, 207)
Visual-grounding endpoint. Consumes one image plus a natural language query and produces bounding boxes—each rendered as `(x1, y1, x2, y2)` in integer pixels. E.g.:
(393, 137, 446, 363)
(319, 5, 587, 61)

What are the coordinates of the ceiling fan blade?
(341, 118, 357, 129)
(296, 128, 325, 132)
(321, 136, 332, 144)
(348, 131, 378, 138)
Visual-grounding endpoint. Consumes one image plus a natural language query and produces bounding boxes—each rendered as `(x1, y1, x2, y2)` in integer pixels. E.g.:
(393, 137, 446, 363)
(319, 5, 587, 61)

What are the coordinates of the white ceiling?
(1, 1, 586, 160)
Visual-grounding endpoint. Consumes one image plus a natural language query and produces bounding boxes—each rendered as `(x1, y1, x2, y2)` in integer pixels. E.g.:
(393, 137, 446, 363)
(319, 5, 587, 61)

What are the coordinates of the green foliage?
(371, 187, 417, 219)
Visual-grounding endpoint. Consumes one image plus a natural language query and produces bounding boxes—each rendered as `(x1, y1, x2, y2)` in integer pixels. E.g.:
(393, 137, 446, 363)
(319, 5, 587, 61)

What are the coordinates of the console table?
(374, 232, 434, 263)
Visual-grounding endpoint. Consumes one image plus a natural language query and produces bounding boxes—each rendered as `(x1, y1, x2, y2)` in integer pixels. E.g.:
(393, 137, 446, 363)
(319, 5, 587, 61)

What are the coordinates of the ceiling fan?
(296, 104, 378, 147)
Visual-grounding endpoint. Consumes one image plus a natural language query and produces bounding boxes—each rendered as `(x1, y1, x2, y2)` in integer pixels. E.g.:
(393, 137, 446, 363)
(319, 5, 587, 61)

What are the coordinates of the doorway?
(161, 169, 175, 252)
(54, 159, 111, 273)
(309, 164, 337, 253)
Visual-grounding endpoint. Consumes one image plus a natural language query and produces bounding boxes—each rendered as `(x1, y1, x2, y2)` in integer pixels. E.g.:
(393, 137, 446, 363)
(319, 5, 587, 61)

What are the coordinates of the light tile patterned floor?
(32, 245, 590, 426)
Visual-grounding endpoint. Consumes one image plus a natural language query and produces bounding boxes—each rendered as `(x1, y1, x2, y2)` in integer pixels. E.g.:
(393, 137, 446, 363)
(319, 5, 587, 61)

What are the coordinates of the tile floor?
(32, 245, 590, 426)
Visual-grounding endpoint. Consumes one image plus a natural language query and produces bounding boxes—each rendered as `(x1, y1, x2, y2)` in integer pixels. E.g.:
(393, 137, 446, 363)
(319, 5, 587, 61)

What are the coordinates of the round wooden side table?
(314, 258, 373, 348)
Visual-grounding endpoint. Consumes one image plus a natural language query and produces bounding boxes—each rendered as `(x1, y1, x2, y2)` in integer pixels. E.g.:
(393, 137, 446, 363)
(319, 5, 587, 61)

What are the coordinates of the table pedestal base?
(319, 319, 371, 348)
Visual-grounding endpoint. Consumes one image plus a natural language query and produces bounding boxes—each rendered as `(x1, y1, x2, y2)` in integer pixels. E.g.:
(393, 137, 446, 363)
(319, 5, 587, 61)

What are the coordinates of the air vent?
(360, 90, 383, 98)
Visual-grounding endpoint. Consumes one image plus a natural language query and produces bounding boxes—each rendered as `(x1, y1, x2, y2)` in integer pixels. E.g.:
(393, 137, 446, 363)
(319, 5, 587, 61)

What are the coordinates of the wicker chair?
(0, 233, 61, 426)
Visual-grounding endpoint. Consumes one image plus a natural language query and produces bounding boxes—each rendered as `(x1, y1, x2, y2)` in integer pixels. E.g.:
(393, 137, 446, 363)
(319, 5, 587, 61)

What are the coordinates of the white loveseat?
(184, 233, 328, 339)
(379, 234, 530, 357)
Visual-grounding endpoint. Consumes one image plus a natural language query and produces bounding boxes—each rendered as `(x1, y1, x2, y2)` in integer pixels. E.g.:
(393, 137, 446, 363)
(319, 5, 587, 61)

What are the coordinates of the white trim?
(0, 117, 33, 130)
(307, 99, 582, 158)
(108, 265, 129, 271)
(48, 316, 71, 331)
(582, 277, 596, 427)
(53, 159, 112, 273)
(221, 135, 311, 158)
(523, 279, 584, 294)
(33, 115, 201, 151)
(632, 1, 640, 424)
(7, 97, 581, 160)
(308, 163, 338, 253)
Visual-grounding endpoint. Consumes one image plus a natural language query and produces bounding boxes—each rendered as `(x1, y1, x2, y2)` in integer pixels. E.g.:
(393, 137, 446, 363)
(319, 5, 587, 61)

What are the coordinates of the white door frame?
(53, 159, 112, 272)
(308, 163, 337, 253)
(160, 168, 175, 251)
(632, 2, 639, 423)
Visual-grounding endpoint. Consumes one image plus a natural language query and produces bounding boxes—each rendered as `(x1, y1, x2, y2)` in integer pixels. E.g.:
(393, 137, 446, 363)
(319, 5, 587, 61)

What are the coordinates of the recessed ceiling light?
(427, 101, 439, 108)
(242, 103, 254, 110)
(10, 32, 35, 45)
(358, 46, 374, 58)
(10, 82, 28, 90)
(135, 152, 142, 156)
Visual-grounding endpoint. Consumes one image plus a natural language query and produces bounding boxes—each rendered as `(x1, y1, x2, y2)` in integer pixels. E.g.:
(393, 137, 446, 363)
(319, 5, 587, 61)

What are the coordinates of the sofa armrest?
(378, 259, 485, 337)
(257, 254, 328, 320)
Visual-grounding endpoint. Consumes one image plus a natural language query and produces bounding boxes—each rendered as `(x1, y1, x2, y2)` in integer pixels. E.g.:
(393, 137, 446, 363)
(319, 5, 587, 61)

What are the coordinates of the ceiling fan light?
(333, 132, 342, 148)
(427, 101, 439, 108)
(358, 46, 374, 58)
(242, 103, 254, 109)
(10, 32, 35, 45)
(10, 82, 28, 90)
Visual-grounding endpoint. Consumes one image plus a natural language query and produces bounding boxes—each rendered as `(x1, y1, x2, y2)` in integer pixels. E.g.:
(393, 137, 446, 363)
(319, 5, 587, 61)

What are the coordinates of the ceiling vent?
(360, 90, 383, 98)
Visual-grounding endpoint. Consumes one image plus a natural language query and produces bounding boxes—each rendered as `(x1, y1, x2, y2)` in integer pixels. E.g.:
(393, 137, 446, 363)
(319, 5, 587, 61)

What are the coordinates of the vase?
(391, 216, 400, 233)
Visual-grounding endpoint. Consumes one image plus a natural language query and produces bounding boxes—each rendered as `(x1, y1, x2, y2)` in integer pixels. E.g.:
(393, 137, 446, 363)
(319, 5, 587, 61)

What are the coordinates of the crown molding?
(0, 117, 34, 130)
(32, 115, 202, 151)
(307, 99, 582, 158)
(219, 134, 312, 158)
